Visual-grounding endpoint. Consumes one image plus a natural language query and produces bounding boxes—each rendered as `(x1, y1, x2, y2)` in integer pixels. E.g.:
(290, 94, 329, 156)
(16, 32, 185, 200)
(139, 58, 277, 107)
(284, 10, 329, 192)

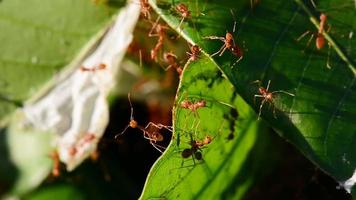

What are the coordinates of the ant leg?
(148, 16, 161, 37)
(218, 46, 227, 56)
(258, 99, 267, 119)
(230, 56, 243, 68)
(164, 64, 173, 71)
(271, 90, 295, 96)
(203, 36, 225, 42)
(115, 125, 130, 139)
(177, 17, 185, 31)
(306, 33, 314, 48)
(145, 122, 173, 132)
(211, 44, 226, 57)
(296, 30, 311, 42)
(254, 94, 263, 105)
(127, 93, 135, 120)
(150, 141, 166, 153)
(326, 42, 331, 69)
(266, 80, 271, 91)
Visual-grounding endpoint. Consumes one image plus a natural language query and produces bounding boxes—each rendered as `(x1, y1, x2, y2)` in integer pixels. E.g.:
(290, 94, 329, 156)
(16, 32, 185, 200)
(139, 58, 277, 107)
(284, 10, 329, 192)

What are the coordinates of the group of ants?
(50, 0, 330, 177)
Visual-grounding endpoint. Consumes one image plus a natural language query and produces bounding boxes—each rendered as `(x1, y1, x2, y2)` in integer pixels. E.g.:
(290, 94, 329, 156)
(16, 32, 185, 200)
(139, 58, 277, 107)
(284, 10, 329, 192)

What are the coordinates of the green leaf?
(140, 53, 270, 199)
(0, 0, 124, 196)
(149, 0, 356, 195)
(3, 112, 54, 196)
(0, 0, 121, 124)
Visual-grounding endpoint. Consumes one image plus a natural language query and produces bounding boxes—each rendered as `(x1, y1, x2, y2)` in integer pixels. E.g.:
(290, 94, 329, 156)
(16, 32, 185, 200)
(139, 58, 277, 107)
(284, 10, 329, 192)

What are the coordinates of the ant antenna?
(128, 93, 134, 120)
(271, 90, 295, 96)
(266, 80, 271, 91)
(230, 9, 237, 33)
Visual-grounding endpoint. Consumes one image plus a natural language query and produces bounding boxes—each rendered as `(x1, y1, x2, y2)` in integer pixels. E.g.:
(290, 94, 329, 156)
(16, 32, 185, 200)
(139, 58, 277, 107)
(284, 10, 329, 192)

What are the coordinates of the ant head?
(204, 135, 213, 144)
(196, 100, 206, 108)
(258, 87, 266, 94)
(129, 120, 138, 128)
(181, 148, 192, 158)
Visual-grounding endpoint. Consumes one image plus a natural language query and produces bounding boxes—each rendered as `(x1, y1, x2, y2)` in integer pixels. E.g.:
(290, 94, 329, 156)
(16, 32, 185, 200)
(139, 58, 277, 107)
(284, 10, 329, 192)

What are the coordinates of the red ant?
(186, 44, 200, 62)
(316, 13, 327, 50)
(80, 63, 106, 72)
(140, 0, 151, 19)
(49, 150, 60, 177)
(115, 93, 172, 153)
(204, 12, 243, 68)
(163, 52, 183, 75)
(180, 99, 206, 117)
(297, 13, 328, 50)
(253, 80, 294, 118)
(149, 17, 169, 62)
(181, 134, 213, 162)
(175, 3, 191, 30)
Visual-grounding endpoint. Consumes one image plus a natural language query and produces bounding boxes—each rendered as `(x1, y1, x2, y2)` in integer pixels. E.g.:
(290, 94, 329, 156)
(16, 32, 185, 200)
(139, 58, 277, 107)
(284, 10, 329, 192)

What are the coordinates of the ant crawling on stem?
(252, 80, 295, 118)
(297, 13, 328, 50)
(149, 17, 169, 62)
(115, 93, 172, 153)
(186, 44, 200, 62)
(175, 3, 191, 31)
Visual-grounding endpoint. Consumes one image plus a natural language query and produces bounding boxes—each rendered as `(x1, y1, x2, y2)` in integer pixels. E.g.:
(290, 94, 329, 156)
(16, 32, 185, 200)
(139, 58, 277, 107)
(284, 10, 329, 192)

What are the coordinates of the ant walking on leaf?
(180, 98, 207, 117)
(252, 80, 294, 119)
(115, 93, 172, 153)
(204, 10, 243, 68)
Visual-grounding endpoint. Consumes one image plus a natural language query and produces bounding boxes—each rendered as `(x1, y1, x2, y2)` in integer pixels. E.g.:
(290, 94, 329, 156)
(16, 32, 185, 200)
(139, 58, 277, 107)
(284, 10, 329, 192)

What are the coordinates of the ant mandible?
(253, 80, 294, 118)
(115, 93, 172, 153)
